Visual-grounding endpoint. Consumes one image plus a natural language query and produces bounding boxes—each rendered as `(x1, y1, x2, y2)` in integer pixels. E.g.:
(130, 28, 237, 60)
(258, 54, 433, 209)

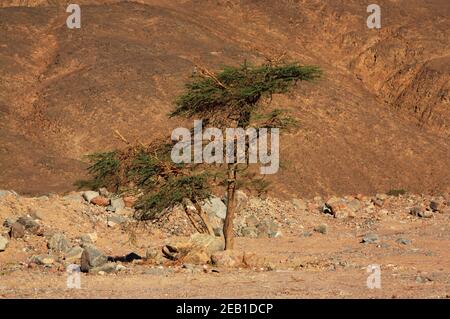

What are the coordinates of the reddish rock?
(123, 196, 136, 208)
(90, 196, 110, 206)
(10, 222, 25, 239)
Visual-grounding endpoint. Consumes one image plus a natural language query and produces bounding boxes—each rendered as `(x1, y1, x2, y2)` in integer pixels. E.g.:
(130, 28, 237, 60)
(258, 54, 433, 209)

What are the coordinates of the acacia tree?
(171, 61, 321, 249)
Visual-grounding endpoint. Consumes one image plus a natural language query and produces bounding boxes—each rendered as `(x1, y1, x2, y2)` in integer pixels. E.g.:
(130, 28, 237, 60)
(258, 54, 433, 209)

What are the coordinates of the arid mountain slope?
(0, 0, 449, 196)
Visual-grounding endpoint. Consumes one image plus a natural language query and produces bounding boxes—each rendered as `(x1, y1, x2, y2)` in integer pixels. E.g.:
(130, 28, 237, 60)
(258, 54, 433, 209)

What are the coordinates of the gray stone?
(245, 215, 259, 228)
(98, 187, 110, 197)
(190, 233, 224, 254)
(79, 233, 97, 245)
(47, 233, 70, 253)
(410, 206, 423, 216)
(396, 238, 411, 245)
(201, 196, 227, 220)
(3, 217, 15, 228)
(16, 216, 41, 234)
(91, 262, 117, 274)
(31, 254, 55, 266)
(241, 226, 258, 238)
(361, 233, 379, 244)
(107, 214, 127, 227)
(65, 246, 84, 263)
(0, 235, 9, 251)
(82, 191, 100, 203)
(80, 245, 108, 272)
(0, 190, 17, 198)
(418, 210, 433, 218)
(63, 193, 83, 202)
(107, 197, 125, 212)
(347, 199, 362, 211)
(314, 224, 328, 235)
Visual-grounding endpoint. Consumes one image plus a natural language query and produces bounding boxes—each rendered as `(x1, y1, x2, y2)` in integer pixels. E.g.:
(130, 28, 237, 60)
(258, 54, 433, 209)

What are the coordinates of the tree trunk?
(224, 163, 237, 250)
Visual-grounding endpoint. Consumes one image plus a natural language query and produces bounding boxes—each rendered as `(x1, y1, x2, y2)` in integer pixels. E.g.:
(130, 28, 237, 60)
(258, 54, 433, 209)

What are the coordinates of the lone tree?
(171, 60, 321, 249)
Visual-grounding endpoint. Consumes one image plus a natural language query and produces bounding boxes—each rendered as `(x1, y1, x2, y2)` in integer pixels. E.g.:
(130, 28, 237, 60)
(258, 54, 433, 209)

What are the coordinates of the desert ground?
(0, 190, 449, 298)
(0, 0, 449, 299)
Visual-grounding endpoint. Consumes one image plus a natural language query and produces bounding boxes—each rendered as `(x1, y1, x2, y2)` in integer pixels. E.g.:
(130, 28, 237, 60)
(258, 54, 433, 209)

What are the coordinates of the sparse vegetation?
(387, 189, 407, 196)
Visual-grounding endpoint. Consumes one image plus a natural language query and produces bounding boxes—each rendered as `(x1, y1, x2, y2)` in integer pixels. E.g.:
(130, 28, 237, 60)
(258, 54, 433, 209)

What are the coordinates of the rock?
(410, 206, 422, 216)
(235, 190, 249, 209)
(123, 196, 136, 208)
(64, 246, 84, 263)
(201, 196, 227, 220)
(415, 275, 432, 284)
(80, 245, 108, 272)
(79, 232, 98, 245)
(240, 226, 258, 238)
(91, 196, 110, 206)
(302, 231, 313, 237)
(182, 249, 211, 264)
(107, 197, 125, 212)
(242, 252, 265, 268)
(82, 191, 100, 203)
(371, 198, 384, 207)
(107, 214, 127, 227)
(292, 198, 307, 210)
(145, 247, 167, 265)
(3, 217, 15, 228)
(63, 193, 83, 202)
(213, 227, 224, 237)
(10, 222, 25, 239)
(245, 215, 259, 228)
(116, 264, 127, 271)
(16, 216, 41, 234)
(361, 233, 379, 244)
(376, 194, 388, 200)
(91, 262, 117, 274)
(98, 187, 110, 197)
(314, 224, 328, 235)
(211, 250, 243, 268)
(396, 238, 411, 245)
(47, 233, 70, 253)
(0, 235, 9, 251)
(418, 210, 433, 218)
(31, 254, 55, 266)
(347, 199, 362, 211)
(190, 233, 224, 254)
(0, 190, 17, 198)
(429, 201, 440, 212)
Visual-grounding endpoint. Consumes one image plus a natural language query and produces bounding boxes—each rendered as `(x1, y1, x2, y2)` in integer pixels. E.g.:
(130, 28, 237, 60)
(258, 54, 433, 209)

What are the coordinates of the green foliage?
(171, 62, 321, 127)
(135, 174, 211, 220)
(75, 151, 120, 190)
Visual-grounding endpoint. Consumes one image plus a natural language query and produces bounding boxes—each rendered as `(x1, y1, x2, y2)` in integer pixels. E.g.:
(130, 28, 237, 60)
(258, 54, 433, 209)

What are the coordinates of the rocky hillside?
(0, 0, 449, 197)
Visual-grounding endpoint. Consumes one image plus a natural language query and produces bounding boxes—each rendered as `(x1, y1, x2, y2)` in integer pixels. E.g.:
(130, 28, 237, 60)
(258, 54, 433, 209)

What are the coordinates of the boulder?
(107, 197, 125, 212)
(80, 245, 108, 272)
(107, 214, 127, 227)
(0, 235, 9, 251)
(10, 222, 25, 239)
(31, 254, 55, 266)
(82, 191, 100, 203)
(211, 250, 244, 268)
(190, 233, 224, 254)
(65, 246, 84, 263)
(16, 216, 41, 234)
(201, 196, 227, 220)
(47, 233, 70, 253)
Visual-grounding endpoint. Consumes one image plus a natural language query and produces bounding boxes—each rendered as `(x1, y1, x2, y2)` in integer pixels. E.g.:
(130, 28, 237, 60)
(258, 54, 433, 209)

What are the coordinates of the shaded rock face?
(0, 1, 449, 198)
(80, 245, 108, 272)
